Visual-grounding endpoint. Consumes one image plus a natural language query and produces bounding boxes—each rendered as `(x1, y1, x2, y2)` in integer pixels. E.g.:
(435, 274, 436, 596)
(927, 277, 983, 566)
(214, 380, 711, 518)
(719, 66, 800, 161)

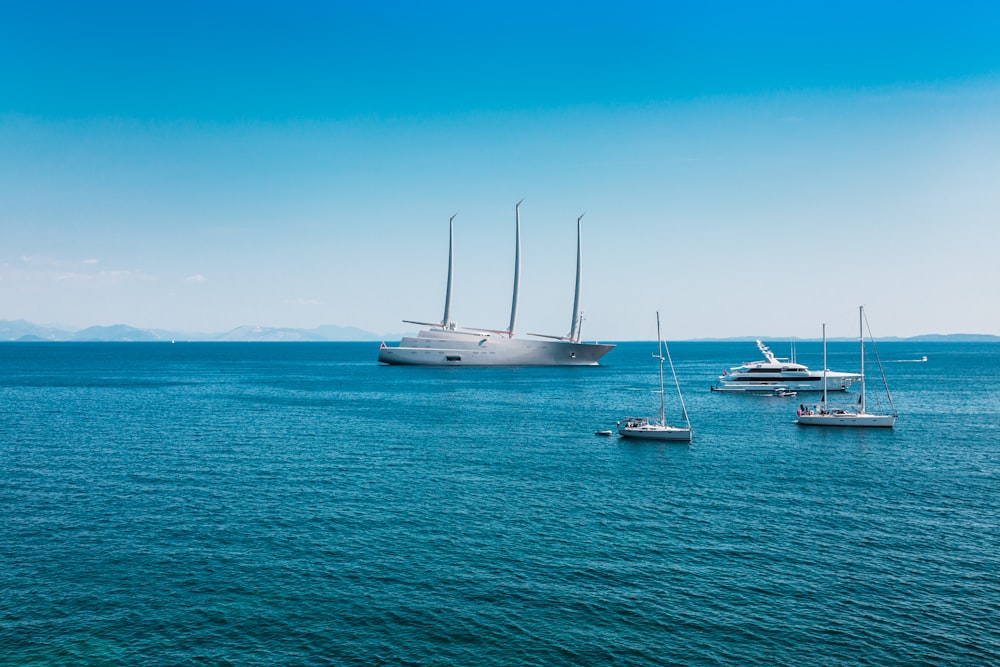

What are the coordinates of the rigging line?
(863, 308, 898, 416)
(860, 342, 885, 413)
(661, 332, 691, 430)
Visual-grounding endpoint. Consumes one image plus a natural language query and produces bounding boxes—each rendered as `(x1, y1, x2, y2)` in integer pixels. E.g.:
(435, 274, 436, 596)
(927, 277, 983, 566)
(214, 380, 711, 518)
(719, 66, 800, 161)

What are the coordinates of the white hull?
(617, 423, 692, 441)
(378, 328, 614, 366)
(796, 412, 896, 428)
(713, 371, 858, 392)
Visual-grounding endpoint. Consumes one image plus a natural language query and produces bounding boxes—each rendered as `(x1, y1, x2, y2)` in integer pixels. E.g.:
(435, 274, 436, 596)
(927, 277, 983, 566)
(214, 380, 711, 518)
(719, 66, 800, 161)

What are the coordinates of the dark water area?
(2, 341, 998, 665)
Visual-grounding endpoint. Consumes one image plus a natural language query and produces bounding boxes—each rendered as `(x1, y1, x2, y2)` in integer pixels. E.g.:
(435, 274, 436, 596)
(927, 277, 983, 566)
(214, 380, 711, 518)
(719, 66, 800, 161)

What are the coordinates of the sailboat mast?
(657, 311, 665, 426)
(822, 323, 828, 406)
(507, 200, 522, 337)
(859, 305, 866, 414)
(568, 214, 584, 343)
(441, 214, 457, 329)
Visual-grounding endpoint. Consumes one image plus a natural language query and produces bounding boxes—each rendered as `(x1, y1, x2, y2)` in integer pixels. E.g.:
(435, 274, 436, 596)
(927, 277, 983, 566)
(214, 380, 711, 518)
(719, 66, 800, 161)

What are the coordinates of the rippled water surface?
(2, 341, 999, 665)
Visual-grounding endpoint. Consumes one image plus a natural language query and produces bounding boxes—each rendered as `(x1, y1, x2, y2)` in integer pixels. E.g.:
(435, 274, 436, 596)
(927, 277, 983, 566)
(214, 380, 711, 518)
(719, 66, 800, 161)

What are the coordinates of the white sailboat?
(796, 306, 897, 428)
(378, 204, 615, 366)
(617, 312, 692, 442)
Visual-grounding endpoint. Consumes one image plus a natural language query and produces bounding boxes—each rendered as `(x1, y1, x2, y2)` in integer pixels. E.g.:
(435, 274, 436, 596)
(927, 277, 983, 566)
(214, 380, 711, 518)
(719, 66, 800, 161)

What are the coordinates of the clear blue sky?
(2, 1, 998, 340)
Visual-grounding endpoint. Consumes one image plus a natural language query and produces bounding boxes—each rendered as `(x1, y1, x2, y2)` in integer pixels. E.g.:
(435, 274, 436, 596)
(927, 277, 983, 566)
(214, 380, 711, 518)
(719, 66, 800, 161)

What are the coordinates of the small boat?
(796, 307, 897, 428)
(594, 430, 613, 436)
(617, 312, 692, 442)
(711, 384, 797, 398)
(771, 388, 797, 397)
(893, 355, 928, 363)
(712, 339, 860, 392)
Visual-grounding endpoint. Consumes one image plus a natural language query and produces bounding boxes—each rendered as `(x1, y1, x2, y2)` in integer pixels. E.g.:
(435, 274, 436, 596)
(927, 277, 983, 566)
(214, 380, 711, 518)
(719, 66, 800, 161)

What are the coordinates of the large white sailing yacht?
(377, 203, 615, 366)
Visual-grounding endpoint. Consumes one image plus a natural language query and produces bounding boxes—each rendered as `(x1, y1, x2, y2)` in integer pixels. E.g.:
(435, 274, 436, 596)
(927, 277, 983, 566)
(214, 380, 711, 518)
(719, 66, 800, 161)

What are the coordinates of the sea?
(2, 340, 998, 666)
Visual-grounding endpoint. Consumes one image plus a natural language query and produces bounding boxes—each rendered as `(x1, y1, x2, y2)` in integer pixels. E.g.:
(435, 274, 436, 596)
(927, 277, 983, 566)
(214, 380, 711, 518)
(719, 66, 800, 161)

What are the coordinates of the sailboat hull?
(617, 424, 692, 441)
(796, 412, 896, 428)
(378, 329, 614, 366)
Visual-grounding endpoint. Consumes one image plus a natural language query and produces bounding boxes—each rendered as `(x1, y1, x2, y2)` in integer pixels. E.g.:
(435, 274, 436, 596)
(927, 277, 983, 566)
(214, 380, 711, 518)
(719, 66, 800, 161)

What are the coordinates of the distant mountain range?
(0, 320, 390, 342)
(1, 320, 998, 343)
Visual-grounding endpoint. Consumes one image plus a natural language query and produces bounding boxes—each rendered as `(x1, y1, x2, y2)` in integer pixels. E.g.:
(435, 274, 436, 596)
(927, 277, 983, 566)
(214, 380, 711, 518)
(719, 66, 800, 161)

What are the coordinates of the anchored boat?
(378, 203, 614, 366)
(796, 307, 898, 428)
(617, 312, 692, 442)
(712, 339, 859, 393)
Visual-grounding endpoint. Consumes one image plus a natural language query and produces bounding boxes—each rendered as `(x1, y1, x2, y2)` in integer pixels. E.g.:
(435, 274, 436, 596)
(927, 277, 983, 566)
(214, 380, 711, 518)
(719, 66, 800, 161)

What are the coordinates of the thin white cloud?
(185, 274, 207, 284)
(4, 256, 153, 286)
(20, 255, 55, 266)
(52, 269, 154, 286)
(20, 255, 101, 269)
(288, 297, 324, 306)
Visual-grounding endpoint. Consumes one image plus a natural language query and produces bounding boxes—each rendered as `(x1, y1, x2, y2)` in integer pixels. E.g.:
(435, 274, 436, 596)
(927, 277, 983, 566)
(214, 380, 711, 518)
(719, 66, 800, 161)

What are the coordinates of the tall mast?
(822, 323, 828, 407)
(567, 213, 584, 343)
(441, 214, 456, 329)
(507, 200, 522, 337)
(859, 305, 866, 414)
(656, 311, 665, 426)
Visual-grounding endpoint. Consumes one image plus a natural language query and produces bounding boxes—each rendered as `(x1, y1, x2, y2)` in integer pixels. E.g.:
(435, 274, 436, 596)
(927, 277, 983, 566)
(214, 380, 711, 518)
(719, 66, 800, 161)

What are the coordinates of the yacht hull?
(378, 329, 614, 366)
(713, 372, 858, 392)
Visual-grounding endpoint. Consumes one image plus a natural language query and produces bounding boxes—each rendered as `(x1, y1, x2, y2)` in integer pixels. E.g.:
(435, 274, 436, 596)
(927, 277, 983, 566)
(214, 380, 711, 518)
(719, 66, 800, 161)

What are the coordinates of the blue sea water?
(2, 341, 999, 665)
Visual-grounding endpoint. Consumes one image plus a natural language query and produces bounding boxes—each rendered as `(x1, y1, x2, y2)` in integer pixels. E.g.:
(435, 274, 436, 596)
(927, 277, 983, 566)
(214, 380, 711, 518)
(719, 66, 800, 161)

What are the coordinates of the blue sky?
(2, 1, 999, 340)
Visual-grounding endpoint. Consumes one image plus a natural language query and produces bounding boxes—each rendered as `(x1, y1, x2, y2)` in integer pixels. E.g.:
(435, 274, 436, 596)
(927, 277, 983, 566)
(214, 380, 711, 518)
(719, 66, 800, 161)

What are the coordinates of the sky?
(2, 1, 999, 341)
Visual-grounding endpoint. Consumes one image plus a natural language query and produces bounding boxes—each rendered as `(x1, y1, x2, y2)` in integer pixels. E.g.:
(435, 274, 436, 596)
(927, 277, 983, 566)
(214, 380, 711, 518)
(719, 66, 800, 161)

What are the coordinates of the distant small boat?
(594, 430, 613, 436)
(796, 307, 897, 428)
(711, 384, 796, 397)
(617, 312, 692, 442)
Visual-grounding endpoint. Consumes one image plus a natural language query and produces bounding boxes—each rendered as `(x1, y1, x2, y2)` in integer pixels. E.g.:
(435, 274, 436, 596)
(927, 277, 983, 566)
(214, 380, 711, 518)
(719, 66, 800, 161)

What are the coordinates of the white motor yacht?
(711, 340, 859, 392)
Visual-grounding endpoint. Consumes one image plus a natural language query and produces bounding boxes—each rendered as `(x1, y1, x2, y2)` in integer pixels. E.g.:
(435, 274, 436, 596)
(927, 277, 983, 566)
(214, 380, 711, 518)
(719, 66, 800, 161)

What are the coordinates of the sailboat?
(617, 312, 692, 442)
(796, 306, 897, 428)
(377, 203, 615, 366)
